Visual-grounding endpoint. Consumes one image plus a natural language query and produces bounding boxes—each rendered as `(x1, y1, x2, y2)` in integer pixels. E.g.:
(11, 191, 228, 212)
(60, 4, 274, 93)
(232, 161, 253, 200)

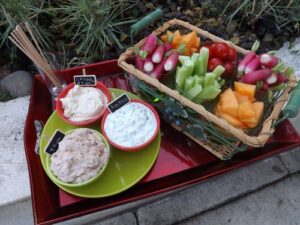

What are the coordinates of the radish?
(163, 42, 172, 52)
(164, 51, 179, 71)
(260, 54, 279, 68)
(150, 58, 167, 79)
(143, 57, 154, 72)
(240, 68, 272, 84)
(244, 56, 261, 74)
(270, 73, 287, 87)
(152, 45, 165, 63)
(140, 34, 157, 59)
(136, 55, 144, 71)
(266, 73, 278, 85)
(238, 52, 256, 74)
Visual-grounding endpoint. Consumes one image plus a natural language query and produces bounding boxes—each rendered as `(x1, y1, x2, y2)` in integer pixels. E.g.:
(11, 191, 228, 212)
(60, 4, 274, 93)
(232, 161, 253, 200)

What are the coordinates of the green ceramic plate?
(39, 88, 161, 198)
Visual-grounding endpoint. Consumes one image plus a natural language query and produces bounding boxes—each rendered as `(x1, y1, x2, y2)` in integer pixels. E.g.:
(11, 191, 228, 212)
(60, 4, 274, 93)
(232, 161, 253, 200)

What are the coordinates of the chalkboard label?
(45, 130, 65, 155)
(108, 94, 130, 113)
(74, 75, 97, 86)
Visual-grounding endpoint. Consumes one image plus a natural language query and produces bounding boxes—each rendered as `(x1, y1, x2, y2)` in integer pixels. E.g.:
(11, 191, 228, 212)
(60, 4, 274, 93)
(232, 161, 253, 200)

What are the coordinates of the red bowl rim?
(56, 82, 111, 126)
(101, 99, 160, 152)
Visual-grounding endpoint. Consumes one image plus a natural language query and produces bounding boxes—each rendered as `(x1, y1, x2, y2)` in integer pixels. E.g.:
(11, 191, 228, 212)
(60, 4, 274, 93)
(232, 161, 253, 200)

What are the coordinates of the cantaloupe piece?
(171, 30, 182, 48)
(234, 91, 252, 104)
(161, 34, 168, 42)
(239, 101, 256, 119)
(193, 37, 201, 48)
(219, 88, 239, 118)
(191, 47, 198, 54)
(244, 102, 264, 128)
(181, 31, 197, 48)
(234, 82, 256, 99)
(252, 102, 264, 119)
(219, 112, 247, 128)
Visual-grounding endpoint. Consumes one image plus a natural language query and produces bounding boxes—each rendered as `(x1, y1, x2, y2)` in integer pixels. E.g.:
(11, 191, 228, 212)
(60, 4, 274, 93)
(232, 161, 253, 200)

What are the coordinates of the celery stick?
(191, 53, 200, 62)
(175, 60, 195, 89)
(194, 47, 209, 76)
(212, 65, 225, 79)
(203, 72, 215, 87)
(194, 85, 221, 103)
(194, 76, 204, 85)
(214, 80, 221, 89)
(184, 83, 203, 100)
(178, 55, 191, 65)
(183, 76, 195, 91)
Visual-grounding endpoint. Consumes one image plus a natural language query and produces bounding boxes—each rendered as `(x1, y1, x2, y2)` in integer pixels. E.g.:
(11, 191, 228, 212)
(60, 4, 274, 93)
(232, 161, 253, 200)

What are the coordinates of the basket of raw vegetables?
(118, 19, 298, 160)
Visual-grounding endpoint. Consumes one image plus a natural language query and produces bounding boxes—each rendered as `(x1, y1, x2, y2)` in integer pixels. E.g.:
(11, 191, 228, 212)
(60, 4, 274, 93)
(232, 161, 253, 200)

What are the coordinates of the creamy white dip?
(104, 102, 157, 147)
(50, 128, 109, 184)
(60, 85, 107, 122)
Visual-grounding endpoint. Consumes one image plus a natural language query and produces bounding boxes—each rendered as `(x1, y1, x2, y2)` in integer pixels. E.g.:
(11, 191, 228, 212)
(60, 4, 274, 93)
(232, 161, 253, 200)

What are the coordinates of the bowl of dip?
(101, 99, 160, 152)
(46, 128, 110, 187)
(56, 81, 111, 126)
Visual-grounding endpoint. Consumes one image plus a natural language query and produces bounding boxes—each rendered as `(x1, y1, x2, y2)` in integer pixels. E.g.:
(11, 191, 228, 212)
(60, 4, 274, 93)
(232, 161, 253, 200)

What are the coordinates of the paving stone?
(279, 147, 300, 173)
(0, 199, 33, 225)
(180, 174, 300, 225)
(0, 70, 33, 97)
(59, 212, 137, 225)
(0, 96, 31, 207)
(136, 157, 288, 225)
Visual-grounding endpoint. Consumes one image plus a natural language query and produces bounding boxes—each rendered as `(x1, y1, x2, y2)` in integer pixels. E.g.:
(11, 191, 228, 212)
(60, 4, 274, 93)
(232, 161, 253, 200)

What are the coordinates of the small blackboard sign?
(108, 94, 130, 113)
(45, 130, 65, 155)
(74, 75, 97, 86)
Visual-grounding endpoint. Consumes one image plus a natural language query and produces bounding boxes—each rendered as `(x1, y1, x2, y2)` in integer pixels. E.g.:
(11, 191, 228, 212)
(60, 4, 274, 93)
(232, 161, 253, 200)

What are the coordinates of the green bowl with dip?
(45, 128, 110, 188)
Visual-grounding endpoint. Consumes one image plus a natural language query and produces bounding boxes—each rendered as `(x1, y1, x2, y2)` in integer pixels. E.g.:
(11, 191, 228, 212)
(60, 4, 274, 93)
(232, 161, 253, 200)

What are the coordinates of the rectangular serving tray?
(24, 59, 300, 225)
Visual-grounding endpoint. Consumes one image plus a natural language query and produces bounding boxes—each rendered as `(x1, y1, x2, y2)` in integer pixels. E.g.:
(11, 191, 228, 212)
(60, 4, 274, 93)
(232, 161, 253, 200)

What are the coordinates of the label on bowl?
(45, 130, 65, 155)
(108, 93, 130, 113)
(74, 75, 97, 86)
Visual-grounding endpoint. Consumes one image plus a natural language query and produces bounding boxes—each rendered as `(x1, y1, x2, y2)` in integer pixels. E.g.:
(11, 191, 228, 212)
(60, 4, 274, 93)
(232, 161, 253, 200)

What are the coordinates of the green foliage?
(0, 0, 53, 50)
(202, 0, 300, 32)
(0, 0, 137, 65)
(52, 0, 137, 59)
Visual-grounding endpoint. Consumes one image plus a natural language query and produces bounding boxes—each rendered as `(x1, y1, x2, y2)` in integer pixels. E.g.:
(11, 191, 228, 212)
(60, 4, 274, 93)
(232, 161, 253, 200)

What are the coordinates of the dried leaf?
(230, 36, 240, 44)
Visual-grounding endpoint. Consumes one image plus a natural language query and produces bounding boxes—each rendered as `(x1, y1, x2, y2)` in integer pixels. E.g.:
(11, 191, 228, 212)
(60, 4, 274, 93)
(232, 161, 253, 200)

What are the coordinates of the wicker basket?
(118, 19, 297, 160)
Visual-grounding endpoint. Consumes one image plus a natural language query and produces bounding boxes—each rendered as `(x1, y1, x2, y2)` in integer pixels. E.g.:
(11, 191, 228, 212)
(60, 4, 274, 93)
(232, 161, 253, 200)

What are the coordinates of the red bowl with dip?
(56, 81, 111, 126)
(101, 99, 160, 152)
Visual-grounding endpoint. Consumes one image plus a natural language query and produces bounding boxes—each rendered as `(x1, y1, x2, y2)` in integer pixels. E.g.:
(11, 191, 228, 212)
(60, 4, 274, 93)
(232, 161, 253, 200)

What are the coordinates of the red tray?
(24, 60, 300, 225)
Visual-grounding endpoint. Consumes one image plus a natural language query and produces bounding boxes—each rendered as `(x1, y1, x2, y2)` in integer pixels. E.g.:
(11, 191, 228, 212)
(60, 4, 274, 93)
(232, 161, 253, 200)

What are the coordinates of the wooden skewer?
(8, 24, 61, 88)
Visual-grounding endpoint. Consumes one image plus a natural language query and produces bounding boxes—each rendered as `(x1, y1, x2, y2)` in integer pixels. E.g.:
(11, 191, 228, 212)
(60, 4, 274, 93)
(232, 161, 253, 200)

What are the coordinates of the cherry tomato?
(222, 61, 235, 78)
(211, 43, 230, 60)
(227, 47, 237, 61)
(208, 57, 223, 72)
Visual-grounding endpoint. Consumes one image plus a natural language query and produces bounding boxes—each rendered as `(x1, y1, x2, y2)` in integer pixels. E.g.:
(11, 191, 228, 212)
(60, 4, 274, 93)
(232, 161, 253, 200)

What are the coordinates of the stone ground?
(1, 41, 300, 225)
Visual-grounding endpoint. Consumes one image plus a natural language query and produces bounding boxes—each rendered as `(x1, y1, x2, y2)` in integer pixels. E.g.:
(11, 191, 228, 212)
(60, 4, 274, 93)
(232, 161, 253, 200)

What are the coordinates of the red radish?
(140, 34, 157, 59)
(136, 55, 144, 71)
(152, 45, 165, 63)
(266, 73, 278, 85)
(164, 51, 179, 71)
(238, 52, 256, 74)
(271, 73, 287, 86)
(260, 54, 279, 68)
(150, 58, 167, 79)
(163, 42, 172, 52)
(244, 56, 261, 74)
(143, 57, 154, 72)
(240, 68, 272, 84)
